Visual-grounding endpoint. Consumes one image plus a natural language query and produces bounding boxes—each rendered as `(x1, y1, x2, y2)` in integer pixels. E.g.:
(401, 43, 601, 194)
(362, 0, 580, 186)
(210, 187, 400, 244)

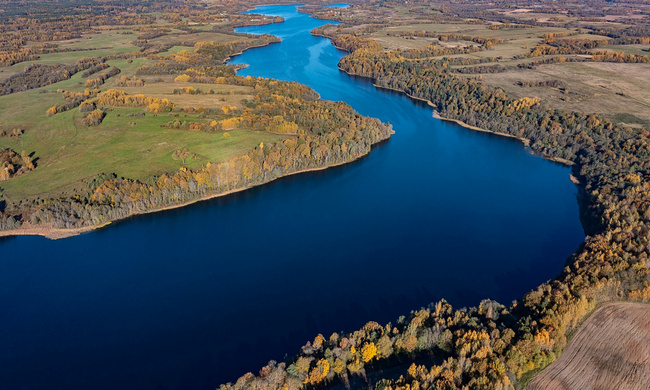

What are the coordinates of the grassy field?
(0, 86, 284, 205)
(374, 23, 609, 57)
(159, 45, 195, 55)
(148, 31, 250, 46)
(599, 43, 650, 56)
(115, 82, 255, 109)
(0, 28, 255, 82)
(0, 29, 141, 81)
(0, 27, 286, 209)
(360, 20, 649, 129)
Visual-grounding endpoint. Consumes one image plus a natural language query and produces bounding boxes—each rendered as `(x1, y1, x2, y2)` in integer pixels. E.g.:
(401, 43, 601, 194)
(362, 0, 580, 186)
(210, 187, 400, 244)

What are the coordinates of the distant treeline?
(389, 30, 505, 47)
(0, 57, 104, 95)
(516, 79, 567, 89)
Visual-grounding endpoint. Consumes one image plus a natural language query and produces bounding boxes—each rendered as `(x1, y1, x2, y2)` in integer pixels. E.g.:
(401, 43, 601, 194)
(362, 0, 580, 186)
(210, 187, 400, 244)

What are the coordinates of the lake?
(0, 4, 584, 390)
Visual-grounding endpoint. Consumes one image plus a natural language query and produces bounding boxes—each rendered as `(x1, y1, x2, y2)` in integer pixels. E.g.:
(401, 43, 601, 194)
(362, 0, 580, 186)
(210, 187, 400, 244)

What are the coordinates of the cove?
(0, 5, 585, 390)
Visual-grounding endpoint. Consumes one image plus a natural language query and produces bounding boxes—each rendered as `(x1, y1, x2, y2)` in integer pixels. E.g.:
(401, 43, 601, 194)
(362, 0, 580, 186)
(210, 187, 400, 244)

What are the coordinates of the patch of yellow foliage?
(219, 117, 241, 130)
(361, 342, 377, 362)
(174, 74, 191, 83)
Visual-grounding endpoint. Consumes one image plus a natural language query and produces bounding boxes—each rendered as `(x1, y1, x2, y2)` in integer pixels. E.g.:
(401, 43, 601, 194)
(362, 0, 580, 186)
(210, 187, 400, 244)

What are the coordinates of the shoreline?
(0, 156, 371, 241)
(338, 65, 575, 167)
(222, 40, 281, 64)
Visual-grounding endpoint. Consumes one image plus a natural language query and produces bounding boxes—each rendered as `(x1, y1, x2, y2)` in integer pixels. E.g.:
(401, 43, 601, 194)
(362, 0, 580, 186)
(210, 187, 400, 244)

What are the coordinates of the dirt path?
(529, 302, 650, 390)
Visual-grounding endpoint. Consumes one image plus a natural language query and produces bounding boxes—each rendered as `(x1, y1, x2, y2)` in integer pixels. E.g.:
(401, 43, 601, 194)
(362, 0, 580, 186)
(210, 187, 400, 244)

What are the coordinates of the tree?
(172, 148, 192, 164)
(361, 342, 377, 362)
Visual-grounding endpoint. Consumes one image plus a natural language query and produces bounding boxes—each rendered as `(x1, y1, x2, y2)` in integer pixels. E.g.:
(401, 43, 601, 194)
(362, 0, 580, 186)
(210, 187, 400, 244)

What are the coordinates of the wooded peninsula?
(0, 0, 392, 237)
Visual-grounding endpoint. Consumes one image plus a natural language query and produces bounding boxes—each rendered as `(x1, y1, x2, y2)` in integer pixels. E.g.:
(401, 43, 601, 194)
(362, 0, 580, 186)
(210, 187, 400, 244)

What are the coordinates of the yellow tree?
(361, 342, 377, 362)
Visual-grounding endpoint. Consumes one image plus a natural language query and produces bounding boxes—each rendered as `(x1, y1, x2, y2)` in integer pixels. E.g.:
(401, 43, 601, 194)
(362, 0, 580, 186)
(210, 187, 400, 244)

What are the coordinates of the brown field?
(529, 302, 650, 390)
(477, 62, 650, 128)
(494, 11, 576, 24)
(377, 23, 562, 54)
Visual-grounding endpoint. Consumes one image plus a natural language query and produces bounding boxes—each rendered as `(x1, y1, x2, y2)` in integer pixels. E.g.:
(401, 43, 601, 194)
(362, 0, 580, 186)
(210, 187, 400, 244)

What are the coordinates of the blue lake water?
(0, 5, 584, 390)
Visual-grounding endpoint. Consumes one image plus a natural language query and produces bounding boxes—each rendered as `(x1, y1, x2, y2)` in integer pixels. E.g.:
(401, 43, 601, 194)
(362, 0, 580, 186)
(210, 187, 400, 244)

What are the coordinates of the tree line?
(0, 57, 105, 95)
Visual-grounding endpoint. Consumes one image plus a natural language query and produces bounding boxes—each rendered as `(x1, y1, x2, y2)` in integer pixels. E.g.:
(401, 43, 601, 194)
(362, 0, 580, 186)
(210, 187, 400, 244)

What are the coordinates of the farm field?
(529, 302, 650, 390)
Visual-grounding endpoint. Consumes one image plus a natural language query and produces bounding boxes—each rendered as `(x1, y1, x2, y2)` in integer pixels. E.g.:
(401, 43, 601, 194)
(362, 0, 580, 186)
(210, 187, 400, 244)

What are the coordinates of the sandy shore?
(0, 223, 111, 240)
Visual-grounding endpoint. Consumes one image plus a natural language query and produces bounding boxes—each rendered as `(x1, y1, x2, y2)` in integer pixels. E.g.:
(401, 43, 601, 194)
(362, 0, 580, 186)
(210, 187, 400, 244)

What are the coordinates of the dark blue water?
(0, 5, 584, 390)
